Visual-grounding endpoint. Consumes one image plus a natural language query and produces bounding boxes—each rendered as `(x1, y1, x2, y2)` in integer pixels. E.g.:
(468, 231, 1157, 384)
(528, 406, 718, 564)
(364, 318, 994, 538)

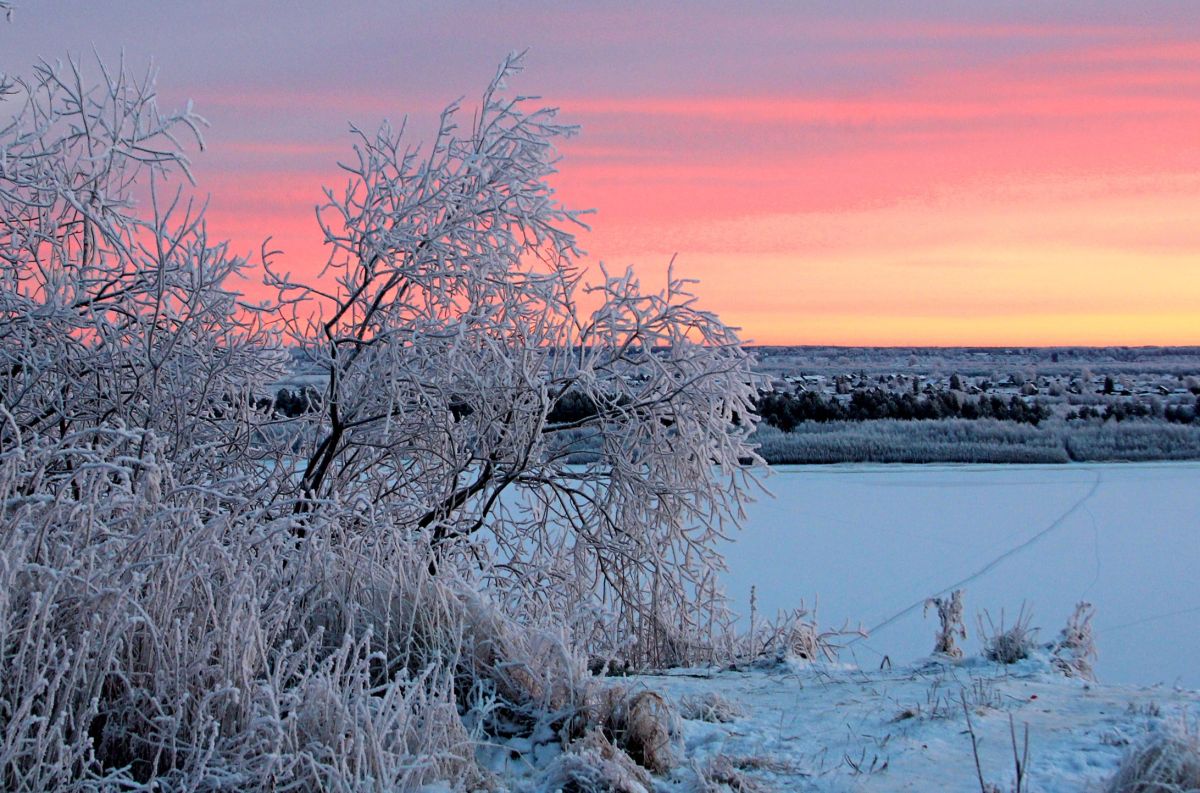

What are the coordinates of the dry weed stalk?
(925, 589, 967, 658)
(961, 690, 1030, 793)
(1052, 601, 1098, 681)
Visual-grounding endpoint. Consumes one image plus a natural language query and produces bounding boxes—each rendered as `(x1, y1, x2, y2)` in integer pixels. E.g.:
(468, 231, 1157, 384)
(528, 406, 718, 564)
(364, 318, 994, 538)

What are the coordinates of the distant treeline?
(754, 388, 1051, 431)
(263, 384, 1199, 440)
(254, 387, 322, 418)
(1069, 400, 1199, 425)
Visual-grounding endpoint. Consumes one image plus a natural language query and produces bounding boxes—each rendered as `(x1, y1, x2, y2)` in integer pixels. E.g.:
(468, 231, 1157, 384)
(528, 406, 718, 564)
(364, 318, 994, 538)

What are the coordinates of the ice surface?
(721, 462, 1200, 687)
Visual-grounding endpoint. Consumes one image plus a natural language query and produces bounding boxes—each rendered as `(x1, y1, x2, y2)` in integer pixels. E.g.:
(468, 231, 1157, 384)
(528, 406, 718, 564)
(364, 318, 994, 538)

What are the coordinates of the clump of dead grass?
(596, 686, 681, 774)
(693, 754, 773, 792)
(678, 691, 745, 723)
(1104, 720, 1200, 793)
(979, 604, 1038, 665)
(539, 729, 653, 793)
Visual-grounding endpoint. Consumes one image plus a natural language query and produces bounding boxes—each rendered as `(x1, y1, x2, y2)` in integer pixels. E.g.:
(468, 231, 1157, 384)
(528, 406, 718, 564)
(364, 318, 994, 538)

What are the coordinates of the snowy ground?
(490, 654, 1199, 792)
(720, 462, 1200, 687)
(638, 654, 1200, 792)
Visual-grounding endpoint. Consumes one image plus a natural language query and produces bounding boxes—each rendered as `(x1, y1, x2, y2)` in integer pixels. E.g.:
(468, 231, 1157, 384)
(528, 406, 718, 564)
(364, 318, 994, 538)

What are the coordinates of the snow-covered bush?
(0, 58, 284, 485)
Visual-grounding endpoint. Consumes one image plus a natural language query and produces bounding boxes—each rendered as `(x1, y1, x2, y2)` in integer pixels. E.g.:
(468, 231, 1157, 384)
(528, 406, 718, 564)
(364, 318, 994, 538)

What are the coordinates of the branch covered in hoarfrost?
(0, 55, 282, 483)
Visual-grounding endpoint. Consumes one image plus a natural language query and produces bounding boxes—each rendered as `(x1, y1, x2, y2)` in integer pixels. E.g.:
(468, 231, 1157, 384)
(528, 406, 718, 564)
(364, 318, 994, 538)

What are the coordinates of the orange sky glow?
(6, 4, 1197, 346)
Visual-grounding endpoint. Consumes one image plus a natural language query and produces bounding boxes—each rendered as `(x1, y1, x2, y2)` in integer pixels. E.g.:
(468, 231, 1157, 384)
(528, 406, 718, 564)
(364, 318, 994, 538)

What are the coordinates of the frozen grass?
(980, 604, 1039, 665)
(739, 598, 864, 667)
(926, 590, 968, 658)
(539, 729, 653, 793)
(0, 432, 593, 789)
(1052, 602, 1099, 681)
(694, 754, 775, 792)
(679, 691, 746, 724)
(1105, 721, 1200, 793)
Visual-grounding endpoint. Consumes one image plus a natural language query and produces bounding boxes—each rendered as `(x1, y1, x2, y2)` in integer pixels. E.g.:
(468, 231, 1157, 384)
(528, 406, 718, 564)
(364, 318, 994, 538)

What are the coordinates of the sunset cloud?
(4, 3, 1196, 344)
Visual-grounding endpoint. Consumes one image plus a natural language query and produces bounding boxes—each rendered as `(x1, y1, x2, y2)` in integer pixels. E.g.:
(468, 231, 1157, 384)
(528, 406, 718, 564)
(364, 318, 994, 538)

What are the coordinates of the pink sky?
(4, 3, 1199, 345)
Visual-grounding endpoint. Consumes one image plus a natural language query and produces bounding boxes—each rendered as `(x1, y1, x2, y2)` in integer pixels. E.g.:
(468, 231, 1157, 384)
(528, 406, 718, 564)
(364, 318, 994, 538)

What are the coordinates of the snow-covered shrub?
(264, 51, 765, 671)
(1052, 601, 1098, 681)
(1104, 721, 1200, 793)
(979, 605, 1039, 665)
(925, 590, 967, 658)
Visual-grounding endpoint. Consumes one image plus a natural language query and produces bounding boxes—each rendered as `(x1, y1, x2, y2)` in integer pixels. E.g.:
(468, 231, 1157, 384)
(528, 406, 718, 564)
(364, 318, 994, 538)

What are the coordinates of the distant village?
(753, 346, 1200, 424)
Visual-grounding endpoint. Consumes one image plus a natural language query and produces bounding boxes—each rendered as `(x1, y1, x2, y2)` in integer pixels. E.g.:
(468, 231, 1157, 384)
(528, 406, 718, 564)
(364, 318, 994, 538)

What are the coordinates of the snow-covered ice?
(720, 462, 1200, 687)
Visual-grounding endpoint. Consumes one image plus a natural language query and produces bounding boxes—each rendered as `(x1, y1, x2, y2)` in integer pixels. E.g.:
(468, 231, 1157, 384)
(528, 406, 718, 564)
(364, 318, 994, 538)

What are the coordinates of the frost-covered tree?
(268, 52, 764, 666)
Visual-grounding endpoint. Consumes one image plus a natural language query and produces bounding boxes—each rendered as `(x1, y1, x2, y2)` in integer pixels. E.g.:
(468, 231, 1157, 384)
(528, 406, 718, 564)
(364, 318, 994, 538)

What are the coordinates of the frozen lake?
(721, 462, 1200, 687)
